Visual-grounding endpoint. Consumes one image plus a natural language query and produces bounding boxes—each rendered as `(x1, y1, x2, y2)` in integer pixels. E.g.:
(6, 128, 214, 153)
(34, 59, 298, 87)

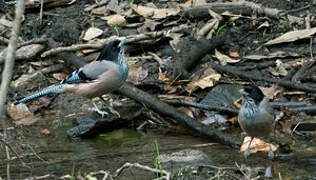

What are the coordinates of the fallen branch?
(271, 101, 310, 108)
(117, 83, 242, 149)
(163, 99, 239, 114)
(164, 99, 313, 114)
(288, 106, 316, 113)
(41, 38, 115, 58)
(210, 63, 316, 93)
(0, 38, 47, 64)
(183, 1, 303, 24)
(171, 36, 225, 79)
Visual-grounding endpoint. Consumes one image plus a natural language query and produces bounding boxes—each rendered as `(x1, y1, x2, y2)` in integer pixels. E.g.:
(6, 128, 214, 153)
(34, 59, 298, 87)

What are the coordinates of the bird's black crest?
(244, 85, 264, 103)
(97, 40, 122, 62)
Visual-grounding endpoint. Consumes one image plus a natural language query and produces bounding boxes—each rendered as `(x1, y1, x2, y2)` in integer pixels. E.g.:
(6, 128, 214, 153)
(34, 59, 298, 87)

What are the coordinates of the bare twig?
(113, 162, 171, 180)
(210, 63, 316, 93)
(84, 0, 110, 12)
(281, 5, 311, 15)
(0, 0, 25, 179)
(25, 174, 53, 180)
(0, 138, 27, 166)
(40, 0, 44, 24)
(27, 144, 46, 162)
(41, 25, 188, 58)
(18, 36, 48, 48)
(40, 39, 115, 58)
(163, 99, 239, 114)
(89, 170, 113, 180)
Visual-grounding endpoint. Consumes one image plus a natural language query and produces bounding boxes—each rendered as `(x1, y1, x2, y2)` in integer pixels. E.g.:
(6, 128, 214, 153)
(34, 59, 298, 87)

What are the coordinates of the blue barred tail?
(15, 84, 65, 104)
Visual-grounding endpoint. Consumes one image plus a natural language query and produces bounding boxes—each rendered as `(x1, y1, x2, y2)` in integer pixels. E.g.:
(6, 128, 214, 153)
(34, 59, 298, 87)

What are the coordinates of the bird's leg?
(99, 96, 120, 117)
(107, 104, 120, 117)
(91, 101, 108, 118)
(268, 143, 274, 160)
(244, 137, 254, 159)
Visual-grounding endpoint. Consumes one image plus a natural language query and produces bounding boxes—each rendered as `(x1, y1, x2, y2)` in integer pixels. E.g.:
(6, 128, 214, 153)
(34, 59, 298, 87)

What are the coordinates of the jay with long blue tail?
(15, 37, 128, 117)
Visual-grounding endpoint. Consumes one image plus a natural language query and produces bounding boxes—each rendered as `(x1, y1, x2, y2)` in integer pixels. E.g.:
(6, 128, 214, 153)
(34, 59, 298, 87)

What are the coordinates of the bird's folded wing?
(61, 61, 115, 84)
(259, 98, 275, 122)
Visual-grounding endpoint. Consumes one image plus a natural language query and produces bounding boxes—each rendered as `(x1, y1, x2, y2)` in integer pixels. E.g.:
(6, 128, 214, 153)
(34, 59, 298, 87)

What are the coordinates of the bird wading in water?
(15, 37, 128, 117)
(238, 85, 275, 160)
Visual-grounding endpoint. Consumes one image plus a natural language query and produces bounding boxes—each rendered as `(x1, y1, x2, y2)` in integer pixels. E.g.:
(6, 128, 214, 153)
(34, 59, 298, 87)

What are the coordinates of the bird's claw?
(107, 106, 120, 118)
(268, 145, 274, 160)
(244, 148, 250, 160)
(91, 107, 108, 118)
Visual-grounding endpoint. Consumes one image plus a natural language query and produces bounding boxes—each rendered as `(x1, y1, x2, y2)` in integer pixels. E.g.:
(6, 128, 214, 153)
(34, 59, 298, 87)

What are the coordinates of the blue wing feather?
(61, 68, 96, 84)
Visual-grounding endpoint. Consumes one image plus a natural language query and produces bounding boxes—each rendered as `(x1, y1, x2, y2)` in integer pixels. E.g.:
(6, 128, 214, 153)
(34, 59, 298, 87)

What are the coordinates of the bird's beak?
(118, 37, 126, 48)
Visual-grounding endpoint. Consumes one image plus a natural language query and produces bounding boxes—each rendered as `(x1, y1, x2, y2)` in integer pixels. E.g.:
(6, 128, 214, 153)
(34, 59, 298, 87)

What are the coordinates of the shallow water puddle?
(0, 114, 315, 179)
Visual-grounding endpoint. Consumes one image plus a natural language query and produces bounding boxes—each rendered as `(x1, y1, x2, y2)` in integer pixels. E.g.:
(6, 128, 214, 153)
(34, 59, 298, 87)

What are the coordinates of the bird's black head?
(242, 85, 264, 104)
(97, 37, 125, 62)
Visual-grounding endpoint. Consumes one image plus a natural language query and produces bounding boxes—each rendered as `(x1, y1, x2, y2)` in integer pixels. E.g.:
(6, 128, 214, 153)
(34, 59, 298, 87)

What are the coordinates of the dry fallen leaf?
(11, 71, 45, 88)
(91, 6, 109, 15)
(258, 85, 278, 100)
(265, 27, 316, 46)
(186, 68, 221, 94)
(41, 128, 51, 135)
(130, 4, 179, 19)
(107, 14, 126, 26)
(281, 118, 292, 136)
(158, 68, 170, 82)
(240, 136, 277, 153)
(233, 97, 242, 109)
(228, 116, 238, 124)
(229, 52, 239, 57)
(163, 84, 178, 94)
(7, 103, 41, 125)
(268, 59, 288, 76)
(178, 107, 194, 118)
(83, 27, 103, 41)
(127, 64, 148, 84)
(215, 49, 240, 65)
(166, 33, 183, 53)
(52, 72, 68, 81)
(137, 19, 160, 33)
